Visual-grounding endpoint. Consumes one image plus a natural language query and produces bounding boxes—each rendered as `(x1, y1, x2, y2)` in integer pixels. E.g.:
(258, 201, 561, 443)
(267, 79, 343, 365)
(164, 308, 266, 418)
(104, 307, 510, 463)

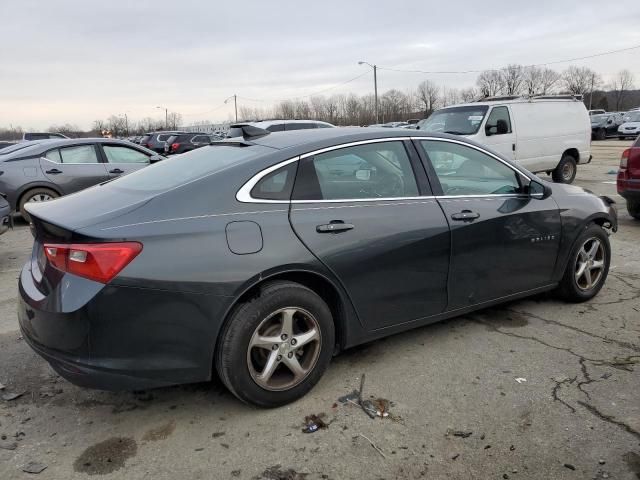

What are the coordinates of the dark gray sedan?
(18, 127, 617, 407)
(0, 138, 163, 221)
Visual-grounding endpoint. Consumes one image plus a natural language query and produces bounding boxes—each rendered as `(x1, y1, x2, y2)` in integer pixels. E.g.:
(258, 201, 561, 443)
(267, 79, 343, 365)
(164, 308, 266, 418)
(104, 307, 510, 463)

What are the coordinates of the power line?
(377, 44, 640, 75)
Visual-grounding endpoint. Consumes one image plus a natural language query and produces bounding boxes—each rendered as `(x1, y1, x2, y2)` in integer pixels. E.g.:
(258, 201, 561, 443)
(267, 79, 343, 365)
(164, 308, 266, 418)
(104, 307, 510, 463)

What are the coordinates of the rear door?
(39, 144, 109, 194)
(417, 138, 561, 309)
(481, 106, 516, 160)
(288, 139, 450, 330)
(99, 143, 151, 178)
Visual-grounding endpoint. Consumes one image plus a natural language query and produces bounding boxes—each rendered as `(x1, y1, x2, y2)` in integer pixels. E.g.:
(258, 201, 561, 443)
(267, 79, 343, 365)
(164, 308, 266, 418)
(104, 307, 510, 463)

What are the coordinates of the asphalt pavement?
(0, 140, 638, 479)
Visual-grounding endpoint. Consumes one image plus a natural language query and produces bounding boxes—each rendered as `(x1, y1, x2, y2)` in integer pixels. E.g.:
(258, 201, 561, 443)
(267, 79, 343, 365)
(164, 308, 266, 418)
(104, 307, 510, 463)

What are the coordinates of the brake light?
(621, 149, 629, 169)
(43, 242, 142, 283)
(171, 142, 180, 151)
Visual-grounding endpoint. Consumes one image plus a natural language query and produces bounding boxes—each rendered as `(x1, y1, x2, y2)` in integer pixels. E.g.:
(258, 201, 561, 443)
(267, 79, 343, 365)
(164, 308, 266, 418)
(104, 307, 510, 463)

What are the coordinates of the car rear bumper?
(617, 177, 640, 199)
(18, 261, 232, 391)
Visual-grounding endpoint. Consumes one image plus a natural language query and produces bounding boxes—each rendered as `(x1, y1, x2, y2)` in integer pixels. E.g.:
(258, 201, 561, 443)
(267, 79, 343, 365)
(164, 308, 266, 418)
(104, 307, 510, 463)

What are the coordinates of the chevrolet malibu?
(19, 127, 617, 407)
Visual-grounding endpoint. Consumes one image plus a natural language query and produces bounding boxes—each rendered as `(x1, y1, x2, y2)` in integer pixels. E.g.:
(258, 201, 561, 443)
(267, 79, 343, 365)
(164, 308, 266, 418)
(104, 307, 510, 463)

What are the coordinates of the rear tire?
(552, 154, 577, 184)
(596, 128, 606, 140)
(555, 224, 610, 302)
(216, 281, 335, 407)
(19, 187, 59, 223)
(627, 199, 640, 220)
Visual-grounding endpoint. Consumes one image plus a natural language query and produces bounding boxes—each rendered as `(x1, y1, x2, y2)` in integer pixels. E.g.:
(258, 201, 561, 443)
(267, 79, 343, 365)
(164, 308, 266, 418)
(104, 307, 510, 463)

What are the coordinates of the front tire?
(19, 187, 59, 222)
(627, 199, 640, 220)
(216, 281, 335, 407)
(555, 224, 610, 302)
(552, 154, 577, 184)
(596, 128, 606, 140)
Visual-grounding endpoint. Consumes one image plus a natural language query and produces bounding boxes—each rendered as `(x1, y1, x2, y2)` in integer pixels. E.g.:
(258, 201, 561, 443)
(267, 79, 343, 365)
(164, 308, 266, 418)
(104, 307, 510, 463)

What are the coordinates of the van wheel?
(552, 154, 577, 184)
(19, 188, 59, 222)
(628, 200, 640, 220)
(216, 281, 335, 407)
(596, 128, 606, 140)
(555, 224, 610, 302)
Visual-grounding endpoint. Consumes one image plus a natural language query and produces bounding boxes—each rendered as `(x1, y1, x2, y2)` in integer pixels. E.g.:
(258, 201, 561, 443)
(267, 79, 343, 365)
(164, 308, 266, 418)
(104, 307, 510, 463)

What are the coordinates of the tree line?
(0, 66, 635, 140)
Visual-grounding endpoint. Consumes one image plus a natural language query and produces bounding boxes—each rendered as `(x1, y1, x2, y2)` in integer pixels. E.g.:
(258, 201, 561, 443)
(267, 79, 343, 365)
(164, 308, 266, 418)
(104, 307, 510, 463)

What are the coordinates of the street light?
(225, 95, 238, 122)
(156, 106, 168, 129)
(358, 61, 379, 124)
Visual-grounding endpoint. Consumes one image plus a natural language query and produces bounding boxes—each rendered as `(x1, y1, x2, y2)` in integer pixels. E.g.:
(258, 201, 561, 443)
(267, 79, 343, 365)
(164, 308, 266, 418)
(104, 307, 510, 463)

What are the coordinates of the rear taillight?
(171, 142, 180, 151)
(43, 242, 142, 283)
(145, 143, 153, 148)
(621, 149, 629, 169)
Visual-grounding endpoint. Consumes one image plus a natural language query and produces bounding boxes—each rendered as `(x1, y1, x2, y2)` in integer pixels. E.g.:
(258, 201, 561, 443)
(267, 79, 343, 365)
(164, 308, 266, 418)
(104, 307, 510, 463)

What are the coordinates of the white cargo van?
(416, 96, 591, 183)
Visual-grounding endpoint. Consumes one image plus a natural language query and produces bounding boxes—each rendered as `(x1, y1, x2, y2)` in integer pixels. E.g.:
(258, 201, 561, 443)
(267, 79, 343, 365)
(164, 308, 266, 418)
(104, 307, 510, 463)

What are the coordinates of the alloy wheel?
(574, 237, 606, 291)
(247, 307, 322, 391)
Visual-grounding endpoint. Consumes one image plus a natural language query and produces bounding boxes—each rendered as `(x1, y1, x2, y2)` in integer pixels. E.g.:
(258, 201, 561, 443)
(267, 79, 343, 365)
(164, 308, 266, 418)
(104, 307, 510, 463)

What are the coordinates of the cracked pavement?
(1, 140, 639, 479)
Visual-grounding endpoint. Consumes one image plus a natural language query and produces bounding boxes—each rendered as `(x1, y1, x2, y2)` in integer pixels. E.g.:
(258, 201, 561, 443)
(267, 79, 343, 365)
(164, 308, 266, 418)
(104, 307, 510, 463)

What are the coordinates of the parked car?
(23, 132, 69, 141)
(617, 135, 640, 219)
(18, 127, 616, 406)
(140, 131, 186, 153)
(0, 138, 164, 221)
(591, 114, 619, 140)
(227, 120, 334, 137)
(416, 96, 591, 184)
(617, 111, 640, 139)
(0, 194, 10, 235)
(0, 141, 16, 150)
(588, 109, 606, 116)
(163, 133, 213, 155)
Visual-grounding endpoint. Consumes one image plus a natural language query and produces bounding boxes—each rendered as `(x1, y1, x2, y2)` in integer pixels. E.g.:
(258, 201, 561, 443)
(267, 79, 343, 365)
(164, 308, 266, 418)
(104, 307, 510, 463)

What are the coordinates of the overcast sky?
(1, 0, 638, 130)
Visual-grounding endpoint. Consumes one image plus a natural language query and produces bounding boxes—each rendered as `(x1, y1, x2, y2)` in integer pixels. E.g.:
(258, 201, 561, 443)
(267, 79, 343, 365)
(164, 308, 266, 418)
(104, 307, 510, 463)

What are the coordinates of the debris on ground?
(355, 433, 387, 459)
(360, 399, 377, 419)
(337, 390, 359, 404)
(607, 170, 618, 174)
(448, 430, 473, 438)
(2, 391, 24, 401)
(302, 413, 328, 433)
(563, 463, 576, 470)
(372, 398, 390, 417)
(212, 432, 226, 438)
(0, 440, 18, 450)
(21, 461, 48, 474)
(515, 378, 527, 384)
(338, 374, 395, 421)
(258, 464, 308, 480)
(0, 381, 5, 390)
(451, 453, 460, 460)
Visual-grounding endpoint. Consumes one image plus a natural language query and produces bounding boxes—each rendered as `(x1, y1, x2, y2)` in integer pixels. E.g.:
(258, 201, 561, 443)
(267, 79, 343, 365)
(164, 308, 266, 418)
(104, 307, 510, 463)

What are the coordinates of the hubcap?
(574, 237, 605, 291)
(28, 193, 53, 202)
(247, 307, 321, 391)
(562, 162, 575, 181)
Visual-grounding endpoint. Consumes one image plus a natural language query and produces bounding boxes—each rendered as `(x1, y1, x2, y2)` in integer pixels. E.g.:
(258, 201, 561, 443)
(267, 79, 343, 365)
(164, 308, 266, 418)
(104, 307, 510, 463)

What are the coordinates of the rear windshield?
(107, 144, 273, 192)
(0, 141, 45, 156)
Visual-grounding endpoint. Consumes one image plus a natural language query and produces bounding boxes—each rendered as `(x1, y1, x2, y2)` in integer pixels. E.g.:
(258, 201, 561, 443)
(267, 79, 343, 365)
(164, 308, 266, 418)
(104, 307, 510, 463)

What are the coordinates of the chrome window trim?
(236, 136, 534, 204)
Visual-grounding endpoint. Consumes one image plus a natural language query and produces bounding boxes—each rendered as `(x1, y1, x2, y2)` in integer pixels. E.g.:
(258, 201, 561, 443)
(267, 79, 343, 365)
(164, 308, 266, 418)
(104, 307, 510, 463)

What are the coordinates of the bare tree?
(500, 64, 524, 95)
(167, 112, 182, 129)
(562, 66, 601, 96)
(522, 66, 543, 95)
(416, 80, 440, 116)
(476, 70, 503, 97)
(611, 70, 635, 110)
(310, 96, 326, 120)
(539, 68, 561, 94)
(324, 96, 339, 123)
(459, 87, 479, 103)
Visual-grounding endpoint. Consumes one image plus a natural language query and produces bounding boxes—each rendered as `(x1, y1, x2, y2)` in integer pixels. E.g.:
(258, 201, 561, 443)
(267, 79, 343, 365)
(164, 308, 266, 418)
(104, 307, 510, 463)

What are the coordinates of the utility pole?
(156, 106, 168, 129)
(358, 61, 379, 124)
(124, 113, 129, 136)
(589, 74, 595, 110)
(225, 95, 238, 122)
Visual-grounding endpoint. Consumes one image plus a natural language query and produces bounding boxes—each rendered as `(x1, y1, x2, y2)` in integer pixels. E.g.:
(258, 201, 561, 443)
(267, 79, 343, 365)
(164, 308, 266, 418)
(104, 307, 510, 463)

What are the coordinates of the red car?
(618, 135, 640, 219)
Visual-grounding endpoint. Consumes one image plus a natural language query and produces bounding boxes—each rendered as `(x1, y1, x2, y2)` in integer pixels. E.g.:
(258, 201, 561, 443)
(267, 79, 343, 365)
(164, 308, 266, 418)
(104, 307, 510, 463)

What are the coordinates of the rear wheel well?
(562, 148, 579, 162)
(591, 216, 614, 232)
(233, 271, 346, 352)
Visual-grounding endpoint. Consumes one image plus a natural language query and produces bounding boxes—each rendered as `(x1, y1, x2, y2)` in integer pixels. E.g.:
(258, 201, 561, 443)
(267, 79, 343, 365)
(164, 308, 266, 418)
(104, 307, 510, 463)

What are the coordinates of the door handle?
(109, 168, 124, 174)
(451, 210, 480, 221)
(45, 168, 62, 174)
(316, 221, 355, 233)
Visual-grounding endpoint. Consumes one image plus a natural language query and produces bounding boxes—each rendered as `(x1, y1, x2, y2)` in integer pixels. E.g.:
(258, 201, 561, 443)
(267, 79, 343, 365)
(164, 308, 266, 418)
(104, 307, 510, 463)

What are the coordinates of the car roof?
(0, 138, 151, 158)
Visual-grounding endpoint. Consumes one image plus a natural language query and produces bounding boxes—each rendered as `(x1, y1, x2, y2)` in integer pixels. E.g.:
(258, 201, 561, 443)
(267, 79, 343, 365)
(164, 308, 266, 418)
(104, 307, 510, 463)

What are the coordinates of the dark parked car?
(0, 194, 10, 235)
(0, 141, 16, 150)
(19, 127, 617, 407)
(140, 131, 186, 153)
(23, 132, 69, 141)
(163, 133, 213, 155)
(617, 135, 640, 219)
(0, 138, 164, 221)
(590, 114, 619, 140)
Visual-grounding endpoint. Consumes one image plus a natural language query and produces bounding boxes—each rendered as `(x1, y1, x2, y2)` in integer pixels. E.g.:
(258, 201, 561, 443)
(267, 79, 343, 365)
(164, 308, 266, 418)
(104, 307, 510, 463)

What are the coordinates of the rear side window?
(285, 123, 316, 130)
(59, 145, 99, 164)
(108, 144, 273, 192)
(292, 141, 419, 201)
(166, 135, 179, 144)
(156, 134, 172, 142)
(45, 149, 62, 163)
(250, 163, 297, 200)
(192, 135, 210, 143)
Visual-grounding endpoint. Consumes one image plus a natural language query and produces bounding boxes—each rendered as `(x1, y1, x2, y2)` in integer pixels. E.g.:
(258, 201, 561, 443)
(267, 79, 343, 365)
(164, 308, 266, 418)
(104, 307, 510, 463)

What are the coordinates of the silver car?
(0, 138, 163, 221)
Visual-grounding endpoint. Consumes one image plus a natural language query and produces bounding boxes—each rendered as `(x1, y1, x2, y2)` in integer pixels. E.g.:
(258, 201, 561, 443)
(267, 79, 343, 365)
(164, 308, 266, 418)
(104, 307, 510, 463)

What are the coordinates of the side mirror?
(528, 179, 552, 199)
(149, 155, 164, 163)
(485, 125, 494, 137)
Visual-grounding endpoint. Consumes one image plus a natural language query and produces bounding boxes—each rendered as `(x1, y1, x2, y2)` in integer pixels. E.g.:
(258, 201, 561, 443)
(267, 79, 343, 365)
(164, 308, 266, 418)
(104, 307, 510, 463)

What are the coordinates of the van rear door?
(480, 106, 516, 161)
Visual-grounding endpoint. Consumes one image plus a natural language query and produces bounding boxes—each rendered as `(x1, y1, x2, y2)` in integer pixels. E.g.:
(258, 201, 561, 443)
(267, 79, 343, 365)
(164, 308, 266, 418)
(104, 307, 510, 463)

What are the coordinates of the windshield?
(107, 144, 273, 192)
(591, 114, 609, 122)
(624, 112, 640, 122)
(417, 106, 489, 135)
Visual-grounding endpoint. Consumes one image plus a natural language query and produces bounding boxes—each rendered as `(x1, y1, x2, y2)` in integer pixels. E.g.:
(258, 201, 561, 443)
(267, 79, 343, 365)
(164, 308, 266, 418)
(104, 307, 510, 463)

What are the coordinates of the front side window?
(59, 145, 99, 164)
(485, 106, 512, 135)
(103, 145, 149, 164)
(292, 141, 419, 200)
(420, 140, 523, 196)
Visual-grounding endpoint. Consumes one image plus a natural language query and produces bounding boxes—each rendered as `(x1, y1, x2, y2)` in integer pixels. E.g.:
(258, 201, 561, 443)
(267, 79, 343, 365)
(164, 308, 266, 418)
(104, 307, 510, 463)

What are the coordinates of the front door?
(39, 144, 109, 194)
(481, 105, 516, 161)
(100, 144, 151, 178)
(417, 139, 561, 309)
(288, 139, 450, 330)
